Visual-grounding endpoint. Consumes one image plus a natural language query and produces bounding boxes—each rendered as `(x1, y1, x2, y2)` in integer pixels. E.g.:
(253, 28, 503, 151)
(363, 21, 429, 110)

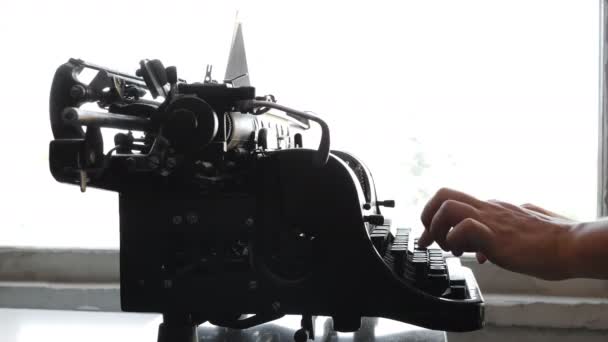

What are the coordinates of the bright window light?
(0, 0, 599, 248)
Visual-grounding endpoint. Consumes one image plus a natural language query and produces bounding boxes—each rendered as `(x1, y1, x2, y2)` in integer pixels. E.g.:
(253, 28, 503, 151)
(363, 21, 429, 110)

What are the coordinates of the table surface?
(0, 309, 447, 342)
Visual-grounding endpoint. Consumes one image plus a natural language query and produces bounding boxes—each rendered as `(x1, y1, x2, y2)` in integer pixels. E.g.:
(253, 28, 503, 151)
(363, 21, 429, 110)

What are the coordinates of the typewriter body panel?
(48, 27, 483, 339)
(118, 149, 483, 332)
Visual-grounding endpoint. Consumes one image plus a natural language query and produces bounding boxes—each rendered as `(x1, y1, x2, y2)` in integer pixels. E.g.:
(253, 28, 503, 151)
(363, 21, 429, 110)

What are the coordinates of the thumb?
(445, 218, 493, 256)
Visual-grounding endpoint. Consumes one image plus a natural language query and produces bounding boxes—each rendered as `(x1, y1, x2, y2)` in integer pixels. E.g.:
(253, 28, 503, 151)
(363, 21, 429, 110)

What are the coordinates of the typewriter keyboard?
(372, 226, 470, 299)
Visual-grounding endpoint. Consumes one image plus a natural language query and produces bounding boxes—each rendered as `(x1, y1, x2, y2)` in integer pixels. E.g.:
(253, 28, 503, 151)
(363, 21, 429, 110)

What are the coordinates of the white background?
(0, 0, 599, 248)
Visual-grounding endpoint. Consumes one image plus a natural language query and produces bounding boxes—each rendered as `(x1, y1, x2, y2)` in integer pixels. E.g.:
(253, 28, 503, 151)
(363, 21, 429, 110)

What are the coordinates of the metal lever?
(239, 100, 330, 167)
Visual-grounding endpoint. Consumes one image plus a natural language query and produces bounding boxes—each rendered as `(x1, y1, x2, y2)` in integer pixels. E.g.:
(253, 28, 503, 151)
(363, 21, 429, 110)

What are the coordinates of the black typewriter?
(48, 24, 483, 342)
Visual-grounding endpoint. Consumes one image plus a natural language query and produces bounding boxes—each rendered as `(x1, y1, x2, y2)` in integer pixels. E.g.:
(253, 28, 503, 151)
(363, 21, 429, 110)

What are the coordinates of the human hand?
(417, 188, 577, 280)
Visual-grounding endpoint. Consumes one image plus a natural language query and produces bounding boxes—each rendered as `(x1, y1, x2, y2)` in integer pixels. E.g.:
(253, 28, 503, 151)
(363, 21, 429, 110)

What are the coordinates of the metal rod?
(62, 107, 151, 131)
(70, 58, 144, 83)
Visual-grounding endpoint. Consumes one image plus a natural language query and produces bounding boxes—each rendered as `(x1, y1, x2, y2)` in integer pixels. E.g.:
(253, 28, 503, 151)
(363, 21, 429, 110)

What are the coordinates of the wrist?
(561, 219, 608, 279)
(557, 222, 581, 279)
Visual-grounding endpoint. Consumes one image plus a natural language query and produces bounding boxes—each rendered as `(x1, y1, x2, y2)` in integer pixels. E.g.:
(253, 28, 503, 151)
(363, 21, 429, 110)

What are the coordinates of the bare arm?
(417, 188, 608, 280)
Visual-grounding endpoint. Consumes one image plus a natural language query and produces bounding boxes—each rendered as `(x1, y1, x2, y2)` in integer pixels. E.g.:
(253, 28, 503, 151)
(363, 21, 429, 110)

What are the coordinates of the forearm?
(565, 219, 608, 279)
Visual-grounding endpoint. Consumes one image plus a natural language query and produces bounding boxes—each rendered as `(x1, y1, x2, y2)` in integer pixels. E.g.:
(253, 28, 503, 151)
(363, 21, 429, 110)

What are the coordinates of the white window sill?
(1, 247, 607, 330)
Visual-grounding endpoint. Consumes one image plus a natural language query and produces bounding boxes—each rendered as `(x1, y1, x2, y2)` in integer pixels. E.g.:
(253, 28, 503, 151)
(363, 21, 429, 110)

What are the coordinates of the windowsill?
(1, 247, 607, 330)
(482, 294, 608, 330)
(460, 256, 608, 298)
(0, 247, 118, 283)
(0, 281, 120, 312)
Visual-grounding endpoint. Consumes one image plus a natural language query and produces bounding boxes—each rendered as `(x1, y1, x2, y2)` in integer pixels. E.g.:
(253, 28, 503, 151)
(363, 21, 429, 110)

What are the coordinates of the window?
(242, 1, 600, 226)
(0, 2, 599, 244)
(0, 0, 604, 339)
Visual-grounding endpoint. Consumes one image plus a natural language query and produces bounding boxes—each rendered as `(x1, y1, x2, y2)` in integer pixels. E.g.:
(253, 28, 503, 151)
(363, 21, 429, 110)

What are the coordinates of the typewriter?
(48, 24, 483, 342)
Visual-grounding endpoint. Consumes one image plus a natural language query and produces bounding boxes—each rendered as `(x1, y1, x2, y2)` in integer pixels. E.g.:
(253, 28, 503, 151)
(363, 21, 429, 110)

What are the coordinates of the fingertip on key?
(476, 252, 488, 264)
(452, 249, 463, 257)
(417, 230, 432, 248)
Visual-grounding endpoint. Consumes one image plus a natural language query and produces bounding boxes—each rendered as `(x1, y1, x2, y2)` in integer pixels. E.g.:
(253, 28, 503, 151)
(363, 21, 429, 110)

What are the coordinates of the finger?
(425, 199, 480, 250)
(421, 188, 484, 229)
(476, 252, 488, 264)
(444, 218, 492, 255)
(417, 229, 433, 247)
